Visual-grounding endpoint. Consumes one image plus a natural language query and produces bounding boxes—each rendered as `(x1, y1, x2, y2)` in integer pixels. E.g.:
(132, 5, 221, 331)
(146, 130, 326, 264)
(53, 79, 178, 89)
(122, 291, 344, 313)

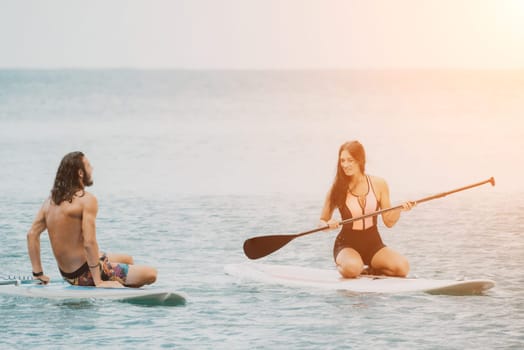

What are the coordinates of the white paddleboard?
(224, 262, 495, 295)
(0, 280, 186, 306)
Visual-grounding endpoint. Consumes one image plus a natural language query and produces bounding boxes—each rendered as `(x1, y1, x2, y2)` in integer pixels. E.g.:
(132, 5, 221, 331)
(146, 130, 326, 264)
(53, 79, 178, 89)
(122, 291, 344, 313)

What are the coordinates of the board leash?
(0, 275, 42, 286)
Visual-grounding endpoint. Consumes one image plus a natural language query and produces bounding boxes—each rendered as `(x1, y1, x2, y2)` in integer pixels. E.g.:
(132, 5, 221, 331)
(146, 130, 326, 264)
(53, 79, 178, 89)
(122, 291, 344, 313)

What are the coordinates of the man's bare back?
(42, 191, 96, 274)
(27, 152, 157, 288)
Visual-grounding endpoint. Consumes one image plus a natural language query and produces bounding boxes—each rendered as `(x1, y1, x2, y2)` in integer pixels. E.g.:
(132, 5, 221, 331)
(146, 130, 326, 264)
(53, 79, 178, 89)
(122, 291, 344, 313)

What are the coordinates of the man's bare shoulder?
(36, 197, 52, 221)
(42, 197, 52, 210)
(73, 189, 94, 198)
(71, 190, 98, 210)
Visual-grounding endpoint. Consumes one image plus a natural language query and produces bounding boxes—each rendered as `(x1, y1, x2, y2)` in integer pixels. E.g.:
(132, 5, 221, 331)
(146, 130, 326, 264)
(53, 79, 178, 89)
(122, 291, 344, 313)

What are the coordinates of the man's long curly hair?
(329, 141, 366, 210)
(50, 151, 87, 205)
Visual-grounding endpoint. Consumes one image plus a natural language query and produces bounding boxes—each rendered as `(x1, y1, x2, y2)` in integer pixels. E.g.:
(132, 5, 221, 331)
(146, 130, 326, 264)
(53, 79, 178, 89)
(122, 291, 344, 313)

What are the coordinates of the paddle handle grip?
(415, 177, 495, 205)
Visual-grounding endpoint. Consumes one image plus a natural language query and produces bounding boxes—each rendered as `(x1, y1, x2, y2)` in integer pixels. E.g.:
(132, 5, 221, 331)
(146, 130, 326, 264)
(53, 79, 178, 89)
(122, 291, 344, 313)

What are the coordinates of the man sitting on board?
(27, 151, 157, 288)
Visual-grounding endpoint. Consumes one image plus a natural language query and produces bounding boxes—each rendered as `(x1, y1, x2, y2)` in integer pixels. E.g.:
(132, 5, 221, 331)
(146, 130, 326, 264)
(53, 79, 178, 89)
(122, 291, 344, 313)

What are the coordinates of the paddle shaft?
(338, 176, 494, 229)
(243, 177, 495, 259)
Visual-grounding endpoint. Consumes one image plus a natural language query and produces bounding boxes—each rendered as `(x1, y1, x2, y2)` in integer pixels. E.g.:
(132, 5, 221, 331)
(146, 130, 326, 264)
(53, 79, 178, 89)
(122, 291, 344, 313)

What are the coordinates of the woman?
(320, 141, 414, 278)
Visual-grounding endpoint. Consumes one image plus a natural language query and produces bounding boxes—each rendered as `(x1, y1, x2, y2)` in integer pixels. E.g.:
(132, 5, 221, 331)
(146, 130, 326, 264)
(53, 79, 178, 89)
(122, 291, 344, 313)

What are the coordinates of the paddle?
(243, 177, 495, 260)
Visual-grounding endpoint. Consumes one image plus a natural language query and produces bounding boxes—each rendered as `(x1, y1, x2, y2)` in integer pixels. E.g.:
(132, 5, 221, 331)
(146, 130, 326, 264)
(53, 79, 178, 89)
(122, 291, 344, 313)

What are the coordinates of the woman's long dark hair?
(329, 141, 366, 209)
(50, 151, 87, 205)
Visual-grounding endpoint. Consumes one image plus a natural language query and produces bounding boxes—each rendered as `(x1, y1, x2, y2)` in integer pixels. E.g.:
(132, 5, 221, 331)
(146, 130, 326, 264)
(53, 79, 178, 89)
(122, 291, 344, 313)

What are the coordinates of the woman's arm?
(376, 177, 414, 228)
(320, 189, 339, 230)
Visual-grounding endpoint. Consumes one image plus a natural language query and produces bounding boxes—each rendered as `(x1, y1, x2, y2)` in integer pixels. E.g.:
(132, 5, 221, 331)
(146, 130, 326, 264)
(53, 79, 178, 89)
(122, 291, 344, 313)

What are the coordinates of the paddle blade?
(243, 234, 298, 260)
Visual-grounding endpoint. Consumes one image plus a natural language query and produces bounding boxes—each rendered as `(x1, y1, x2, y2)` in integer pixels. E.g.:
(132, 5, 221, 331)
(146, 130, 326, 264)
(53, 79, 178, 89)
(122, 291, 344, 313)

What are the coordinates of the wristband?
(89, 262, 101, 269)
(32, 271, 44, 277)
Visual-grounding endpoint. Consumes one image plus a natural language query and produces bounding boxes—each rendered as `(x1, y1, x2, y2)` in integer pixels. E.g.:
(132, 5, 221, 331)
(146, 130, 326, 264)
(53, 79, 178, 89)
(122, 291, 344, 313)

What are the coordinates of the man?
(27, 151, 157, 288)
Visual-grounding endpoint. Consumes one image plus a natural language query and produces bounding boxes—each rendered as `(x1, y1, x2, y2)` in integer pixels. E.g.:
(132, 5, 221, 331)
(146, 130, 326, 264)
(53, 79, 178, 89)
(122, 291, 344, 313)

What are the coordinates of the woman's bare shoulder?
(368, 175, 388, 189)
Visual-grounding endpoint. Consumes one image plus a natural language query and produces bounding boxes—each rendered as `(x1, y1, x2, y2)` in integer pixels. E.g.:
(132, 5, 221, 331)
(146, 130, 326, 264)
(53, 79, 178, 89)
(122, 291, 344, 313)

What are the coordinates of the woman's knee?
(372, 248, 410, 277)
(336, 262, 362, 278)
(335, 249, 364, 278)
(389, 257, 409, 277)
(396, 258, 410, 277)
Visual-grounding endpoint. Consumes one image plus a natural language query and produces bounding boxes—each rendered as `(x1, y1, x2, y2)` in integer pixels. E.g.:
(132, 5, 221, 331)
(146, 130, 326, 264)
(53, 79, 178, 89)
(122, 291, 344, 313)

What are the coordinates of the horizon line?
(1, 67, 523, 72)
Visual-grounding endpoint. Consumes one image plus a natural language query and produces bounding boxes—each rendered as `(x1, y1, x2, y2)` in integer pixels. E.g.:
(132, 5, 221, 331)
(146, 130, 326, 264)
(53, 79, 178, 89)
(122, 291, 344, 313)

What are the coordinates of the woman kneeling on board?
(320, 141, 415, 278)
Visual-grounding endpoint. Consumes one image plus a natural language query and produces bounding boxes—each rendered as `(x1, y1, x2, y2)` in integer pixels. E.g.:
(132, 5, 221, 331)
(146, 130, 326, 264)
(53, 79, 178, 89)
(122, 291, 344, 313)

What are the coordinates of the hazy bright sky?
(1, 0, 523, 69)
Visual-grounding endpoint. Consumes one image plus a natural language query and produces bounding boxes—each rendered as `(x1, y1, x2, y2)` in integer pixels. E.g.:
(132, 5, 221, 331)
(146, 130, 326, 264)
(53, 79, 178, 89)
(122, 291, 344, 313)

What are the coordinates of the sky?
(1, 0, 523, 69)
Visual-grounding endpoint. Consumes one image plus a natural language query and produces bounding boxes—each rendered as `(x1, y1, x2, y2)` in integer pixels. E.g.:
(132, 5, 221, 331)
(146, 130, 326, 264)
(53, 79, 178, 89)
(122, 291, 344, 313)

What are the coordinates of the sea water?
(0, 70, 523, 349)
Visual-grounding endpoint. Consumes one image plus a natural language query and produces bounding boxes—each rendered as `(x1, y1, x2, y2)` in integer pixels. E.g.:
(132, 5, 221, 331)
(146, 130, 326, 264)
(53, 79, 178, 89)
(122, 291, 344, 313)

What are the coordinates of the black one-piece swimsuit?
(333, 175, 386, 266)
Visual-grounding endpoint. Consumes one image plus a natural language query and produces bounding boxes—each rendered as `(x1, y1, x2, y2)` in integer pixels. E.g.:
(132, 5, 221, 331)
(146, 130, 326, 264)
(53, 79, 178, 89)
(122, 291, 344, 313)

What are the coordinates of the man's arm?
(81, 194, 122, 288)
(27, 201, 50, 283)
(81, 193, 104, 285)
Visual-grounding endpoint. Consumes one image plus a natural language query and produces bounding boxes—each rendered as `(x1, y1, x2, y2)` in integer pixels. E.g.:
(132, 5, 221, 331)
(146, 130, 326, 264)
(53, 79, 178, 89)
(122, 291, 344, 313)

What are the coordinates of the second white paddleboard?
(224, 262, 494, 295)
